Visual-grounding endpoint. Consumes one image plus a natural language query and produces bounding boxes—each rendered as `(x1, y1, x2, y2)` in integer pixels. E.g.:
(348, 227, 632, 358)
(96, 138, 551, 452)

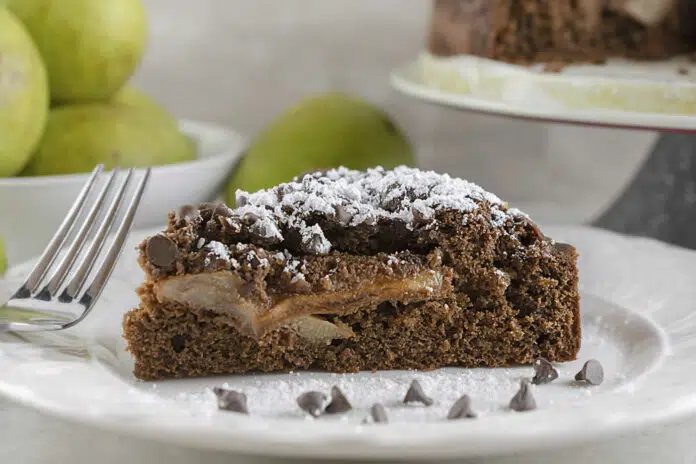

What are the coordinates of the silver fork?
(0, 164, 151, 333)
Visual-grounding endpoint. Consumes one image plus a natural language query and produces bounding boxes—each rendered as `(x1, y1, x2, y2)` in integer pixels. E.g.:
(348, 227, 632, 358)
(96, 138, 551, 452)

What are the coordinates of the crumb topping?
(229, 166, 526, 255)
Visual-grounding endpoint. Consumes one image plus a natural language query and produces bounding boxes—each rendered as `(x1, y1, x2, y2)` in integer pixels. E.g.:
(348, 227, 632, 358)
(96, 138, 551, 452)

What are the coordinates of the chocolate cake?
(428, 0, 696, 64)
(123, 166, 580, 381)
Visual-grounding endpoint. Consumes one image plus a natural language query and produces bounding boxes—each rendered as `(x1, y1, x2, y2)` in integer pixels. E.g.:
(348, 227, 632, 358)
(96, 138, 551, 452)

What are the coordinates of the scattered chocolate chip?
(145, 235, 178, 268)
(575, 359, 604, 385)
(403, 379, 434, 407)
(509, 379, 537, 412)
(363, 403, 388, 424)
(531, 357, 559, 385)
(212, 387, 248, 414)
(447, 394, 477, 420)
(296, 391, 327, 418)
(324, 386, 352, 414)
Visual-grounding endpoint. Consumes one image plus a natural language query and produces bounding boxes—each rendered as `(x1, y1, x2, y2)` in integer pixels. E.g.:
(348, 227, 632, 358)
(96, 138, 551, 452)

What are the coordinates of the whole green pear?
(6, 0, 147, 103)
(0, 7, 48, 177)
(225, 93, 415, 205)
(22, 103, 196, 176)
(113, 86, 178, 127)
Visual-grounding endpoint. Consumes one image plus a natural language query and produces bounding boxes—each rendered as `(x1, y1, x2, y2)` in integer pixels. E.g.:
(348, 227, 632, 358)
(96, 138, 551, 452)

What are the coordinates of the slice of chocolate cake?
(123, 166, 580, 381)
(427, 0, 696, 64)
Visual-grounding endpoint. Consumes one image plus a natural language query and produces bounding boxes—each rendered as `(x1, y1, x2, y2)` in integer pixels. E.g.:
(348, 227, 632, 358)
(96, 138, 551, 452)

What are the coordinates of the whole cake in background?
(123, 166, 580, 381)
(427, 0, 696, 65)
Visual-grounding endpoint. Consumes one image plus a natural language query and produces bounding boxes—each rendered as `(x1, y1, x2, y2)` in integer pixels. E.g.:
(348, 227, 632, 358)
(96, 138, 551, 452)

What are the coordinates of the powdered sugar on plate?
(139, 312, 633, 424)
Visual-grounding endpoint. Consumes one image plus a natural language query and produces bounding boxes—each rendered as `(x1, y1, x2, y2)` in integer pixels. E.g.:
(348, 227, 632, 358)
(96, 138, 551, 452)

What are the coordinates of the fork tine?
(74, 168, 150, 313)
(13, 165, 104, 299)
(36, 167, 121, 301)
(59, 168, 135, 303)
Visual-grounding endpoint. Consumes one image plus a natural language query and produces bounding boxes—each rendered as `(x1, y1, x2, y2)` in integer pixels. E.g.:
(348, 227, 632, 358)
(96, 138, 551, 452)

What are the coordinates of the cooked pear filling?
(154, 269, 449, 344)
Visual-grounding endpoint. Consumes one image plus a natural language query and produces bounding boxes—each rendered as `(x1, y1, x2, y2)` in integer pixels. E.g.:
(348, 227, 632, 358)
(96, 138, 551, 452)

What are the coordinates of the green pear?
(6, 0, 147, 103)
(22, 103, 196, 176)
(111, 86, 199, 153)
(0, 235, 6, 276)
(113, 85, 178, 127)
(225, 93, 415, 205)
(0, 7, 48, 177)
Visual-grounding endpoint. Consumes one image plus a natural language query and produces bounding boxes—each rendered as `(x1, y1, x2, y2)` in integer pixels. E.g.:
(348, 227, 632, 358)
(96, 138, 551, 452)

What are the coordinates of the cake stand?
(391, 56, 696, 250)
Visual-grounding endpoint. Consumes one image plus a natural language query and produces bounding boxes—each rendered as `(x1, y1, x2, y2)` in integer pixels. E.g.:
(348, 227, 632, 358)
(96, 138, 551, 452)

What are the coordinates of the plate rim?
(390, 58, 696, 133)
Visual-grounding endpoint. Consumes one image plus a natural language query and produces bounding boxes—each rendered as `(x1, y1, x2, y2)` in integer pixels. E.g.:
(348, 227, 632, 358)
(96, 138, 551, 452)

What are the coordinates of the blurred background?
(134, 0, 657, 223)
(0, 0, 666, 266)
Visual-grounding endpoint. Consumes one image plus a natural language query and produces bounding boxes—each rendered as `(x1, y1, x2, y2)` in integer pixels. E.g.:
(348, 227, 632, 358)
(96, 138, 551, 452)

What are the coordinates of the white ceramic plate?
(391, 54, 696, 132)
(1, 225, 696, 460)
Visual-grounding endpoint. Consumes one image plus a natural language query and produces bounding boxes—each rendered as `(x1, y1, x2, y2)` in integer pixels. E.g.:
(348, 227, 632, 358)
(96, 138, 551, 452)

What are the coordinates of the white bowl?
(0, 119, 246, 266)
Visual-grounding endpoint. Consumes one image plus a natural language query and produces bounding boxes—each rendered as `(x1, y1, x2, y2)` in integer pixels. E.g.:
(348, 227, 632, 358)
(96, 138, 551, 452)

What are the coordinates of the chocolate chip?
(575, 359, 604, 385)
(410, 204, 431, 225)
(531, 357, 559, 385)
(552, 242, 576, 256)
(447, 394, 477, 420)
(403, 379, 433, 407)
(334, 204, 352, 226)
(324, 386, 352, 414)
(200, 201, 233, 218)
(288, 276, 313, 294)
(145, 235, 178, 268)
(241, 211, 260, 224)
(249, 219, 283, 245)
(236, 191, 249, 207)
(175, 204, 201, 223)
(301, 227, 330, 255)
(223, 217, 243, 234)
(363, 403, 388, 424)
(509, 379, 537, 412)
(296, 391, 327, 418)
(212, 387, 248, 414)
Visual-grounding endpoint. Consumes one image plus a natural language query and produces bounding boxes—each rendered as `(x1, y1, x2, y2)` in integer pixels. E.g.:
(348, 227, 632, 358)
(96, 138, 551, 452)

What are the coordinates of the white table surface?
(4, 1, 693, 461)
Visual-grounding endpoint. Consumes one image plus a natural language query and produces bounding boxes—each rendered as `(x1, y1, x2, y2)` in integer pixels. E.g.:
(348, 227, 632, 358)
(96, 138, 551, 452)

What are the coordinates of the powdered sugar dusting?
(300, 223, 331, 254)
(202, 241, 231, 267)
(231, 166, 527, 254)
(250, 216, 283, 242)
(205, 241, 230, 261)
